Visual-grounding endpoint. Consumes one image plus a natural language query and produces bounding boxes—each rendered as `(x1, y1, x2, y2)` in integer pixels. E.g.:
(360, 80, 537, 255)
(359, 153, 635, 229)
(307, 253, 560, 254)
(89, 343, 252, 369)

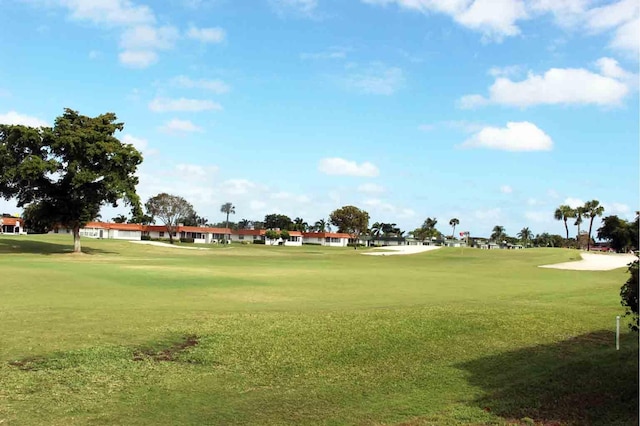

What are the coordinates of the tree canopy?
(145, 193, 195, 244)
(264, 213, 293, 231)
(329, 205, 369, 249)
(0, 108, 143, 252)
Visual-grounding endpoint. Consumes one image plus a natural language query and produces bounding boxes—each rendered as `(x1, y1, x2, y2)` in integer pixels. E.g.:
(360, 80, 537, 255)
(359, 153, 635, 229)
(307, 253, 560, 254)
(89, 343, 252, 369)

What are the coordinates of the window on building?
(159, 232, 165, 237)
(239, 235, 244, 240)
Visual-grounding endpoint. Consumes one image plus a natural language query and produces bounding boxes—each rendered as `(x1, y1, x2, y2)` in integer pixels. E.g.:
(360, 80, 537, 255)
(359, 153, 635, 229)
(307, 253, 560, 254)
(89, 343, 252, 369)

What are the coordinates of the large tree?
(584, 200, 605, 251)
(314, 218, 328, 232)
(449, 218, 459, 238)
(517, 227, 533, 247)
(292, 217, 308, 232)
(329, 205, 369, 250)
(574, 207, 586, 247)
(220, 202, 235, 229)
(597, 215, 636, 253)
(264, 213, 293, 230)
(621, 259, 639, 332)
(0, 109, 142, 252)
(491, 225, 506, 243)
(145, 193, 195, 244)
(554, 205, 575, 240)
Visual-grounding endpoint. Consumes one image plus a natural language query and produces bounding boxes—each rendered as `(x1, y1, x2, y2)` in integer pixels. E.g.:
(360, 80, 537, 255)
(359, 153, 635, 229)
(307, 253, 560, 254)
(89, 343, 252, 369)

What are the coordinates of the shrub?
(180, 237, 195, 244)
(253, 240, 265, 245)
(303, 242, 321, 246)
(347, 243, 365, 247)
(621, 259, 639, 331)
(141, 235, 151, 241)
(241, 241, 251, 245)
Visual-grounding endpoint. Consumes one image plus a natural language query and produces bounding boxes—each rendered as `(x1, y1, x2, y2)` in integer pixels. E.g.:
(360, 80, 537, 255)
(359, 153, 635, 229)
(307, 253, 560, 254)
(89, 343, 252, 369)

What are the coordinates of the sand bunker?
(130, 241, 210, 250)
(539, 252, 637, 271)
(362, 245, 442, 256)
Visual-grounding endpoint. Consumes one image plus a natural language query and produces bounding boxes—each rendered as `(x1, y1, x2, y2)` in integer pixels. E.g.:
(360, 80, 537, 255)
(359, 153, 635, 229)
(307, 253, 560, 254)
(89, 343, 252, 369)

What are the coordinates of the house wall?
(108, 229, 141, 240)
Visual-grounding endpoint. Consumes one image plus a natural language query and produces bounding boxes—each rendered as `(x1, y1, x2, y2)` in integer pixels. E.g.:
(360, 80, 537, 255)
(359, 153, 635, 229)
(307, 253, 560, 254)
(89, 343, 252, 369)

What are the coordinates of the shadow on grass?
(0, 237, 115, 255)
(458, 331, 639, 426)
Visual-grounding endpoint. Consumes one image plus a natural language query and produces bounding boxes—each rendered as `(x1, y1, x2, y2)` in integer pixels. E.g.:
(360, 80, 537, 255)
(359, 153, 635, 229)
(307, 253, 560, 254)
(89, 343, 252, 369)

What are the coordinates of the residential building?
(0, 217, 26, 235)
(302, 232, 351, 247)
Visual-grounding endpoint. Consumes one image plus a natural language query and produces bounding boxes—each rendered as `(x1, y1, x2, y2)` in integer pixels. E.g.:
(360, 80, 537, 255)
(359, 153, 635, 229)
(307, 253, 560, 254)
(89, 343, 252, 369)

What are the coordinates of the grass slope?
(0, 235, 637, 425)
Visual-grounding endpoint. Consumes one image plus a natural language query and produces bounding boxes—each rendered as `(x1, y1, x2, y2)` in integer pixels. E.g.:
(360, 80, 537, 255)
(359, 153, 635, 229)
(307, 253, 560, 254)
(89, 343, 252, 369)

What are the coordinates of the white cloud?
(119, 50, 158, 68)
(122, 134, 147, 151)
(56, 0, 156, 27)
(585, 0, 639, 56)
(343, 63, 404, 95)
(148, 97, 222, 112)
(186, 25, 226, 43)
(527, 198, 539, 206)
(318, 157, 380, 177)
(270, 192, 310, 203)
(418, 124, 435, 132)
(300, 47, 348, 60)
(524, 211, 549, 223)
(461, 61, 631, 108)
(0, 111, 48, 127)
(88, 50, 101, 59)
(159, 119, 203, 134)
(362, 0, 638, 55)
(171, 75, 231, 94)
(500, 185, 513, 194)
(120, 25, 179, 50)
(250, 200, 267, 211)
(603, 202, 631, 217)
(357, 183, 385, 194)
(270, 0, 318, 17)
(474, 208, 502, 221)
(488, 65, 522, 78)
(461, 122, 553, 152)
(222, 179, 260, 195)
(175, 163, 218, 179)
(563, 197, 584, 209)
(547, 189, 560, 199)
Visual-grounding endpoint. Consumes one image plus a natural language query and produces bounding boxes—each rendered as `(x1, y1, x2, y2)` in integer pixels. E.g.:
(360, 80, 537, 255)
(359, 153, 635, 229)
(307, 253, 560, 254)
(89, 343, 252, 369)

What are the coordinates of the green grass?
(0, 235, 637, 425)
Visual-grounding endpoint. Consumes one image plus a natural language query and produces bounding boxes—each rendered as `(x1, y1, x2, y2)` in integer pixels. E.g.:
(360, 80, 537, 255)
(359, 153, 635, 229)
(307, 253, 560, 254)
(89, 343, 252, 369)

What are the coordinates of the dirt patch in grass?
(132, 334, 199, 362)
(8, 356, 48, 371)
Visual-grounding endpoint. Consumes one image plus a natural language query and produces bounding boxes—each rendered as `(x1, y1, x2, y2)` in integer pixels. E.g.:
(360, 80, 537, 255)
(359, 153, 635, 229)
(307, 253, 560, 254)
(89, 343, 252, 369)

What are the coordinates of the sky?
(0, 0, 638, 237)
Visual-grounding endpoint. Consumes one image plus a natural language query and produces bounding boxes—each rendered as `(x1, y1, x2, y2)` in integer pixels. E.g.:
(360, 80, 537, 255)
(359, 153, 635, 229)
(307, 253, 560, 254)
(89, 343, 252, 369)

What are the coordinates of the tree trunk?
(576, 223, 581, 248)
(168, 227, 174, 244)
(563, 218, 569, 240)
(73, 226, 81, 253)
(587, 217, 594, 251)
(226, 212, 229, 229)
(452, 225, 456, 239)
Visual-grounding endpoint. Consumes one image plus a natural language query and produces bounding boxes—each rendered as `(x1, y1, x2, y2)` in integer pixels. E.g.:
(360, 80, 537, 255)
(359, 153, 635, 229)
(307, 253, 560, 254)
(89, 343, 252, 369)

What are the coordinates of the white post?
(616, 315, 620, 350)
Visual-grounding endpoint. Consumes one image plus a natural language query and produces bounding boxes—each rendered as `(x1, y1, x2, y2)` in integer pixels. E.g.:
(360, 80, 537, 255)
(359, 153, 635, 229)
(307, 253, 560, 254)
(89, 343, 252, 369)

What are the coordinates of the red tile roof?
(1, 217, 21, 226)
(302, 232, 351, 238)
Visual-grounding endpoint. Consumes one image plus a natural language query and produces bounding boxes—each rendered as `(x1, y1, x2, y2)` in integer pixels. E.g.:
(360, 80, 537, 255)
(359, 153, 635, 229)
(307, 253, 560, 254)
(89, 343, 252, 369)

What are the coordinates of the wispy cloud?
(460, 122, 553, 152)
(148, 97, 222, 112)
(0, 111, 48, 127)
(186, 25, 226, 43)
(342, 62, 404, 95)
(170, 75, 231, 94)
(318, 157, 380, 177)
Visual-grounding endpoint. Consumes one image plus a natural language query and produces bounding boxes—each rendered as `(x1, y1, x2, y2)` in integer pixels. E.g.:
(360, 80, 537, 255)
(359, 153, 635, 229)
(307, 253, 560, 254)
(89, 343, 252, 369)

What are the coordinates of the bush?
(141, 235, 151, 241)
(347, 243, 365, 248)
(621, 259, 639, 331)
(303, 242, 321, 246)
(253, 240, 265, 245)
(180, 237, 195, 244)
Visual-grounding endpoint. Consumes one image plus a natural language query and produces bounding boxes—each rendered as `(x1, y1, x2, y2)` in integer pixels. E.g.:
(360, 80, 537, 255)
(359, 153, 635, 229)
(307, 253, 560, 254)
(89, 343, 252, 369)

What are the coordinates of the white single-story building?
(51, 222, 143, 240)
(301, 232, 351, 247)
(232, 229, 303, 246)
(145, 225, 232, 244)
(0, 217, 26, 235)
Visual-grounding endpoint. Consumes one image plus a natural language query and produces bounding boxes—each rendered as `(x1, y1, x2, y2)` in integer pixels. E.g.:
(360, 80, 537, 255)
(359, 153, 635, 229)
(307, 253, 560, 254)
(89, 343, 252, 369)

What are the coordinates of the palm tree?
(314, 219, 328, 232)
(449, 218, 459, 238)
(517, 227, 533, 247)
(574, 207, 586, 247)
(491, 225, 506, 242)
(220, 202, 235, 229)
(554, 205, 576, 240)
(238, 219, 252, 230)
(584, 200, 605, 251)
(293, 217, 308, 232)
(370, 222, 384, 244)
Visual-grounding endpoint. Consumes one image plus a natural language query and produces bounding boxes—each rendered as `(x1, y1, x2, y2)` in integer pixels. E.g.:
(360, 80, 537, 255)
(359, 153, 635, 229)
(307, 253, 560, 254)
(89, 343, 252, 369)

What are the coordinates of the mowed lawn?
(0, 235, 637, 425)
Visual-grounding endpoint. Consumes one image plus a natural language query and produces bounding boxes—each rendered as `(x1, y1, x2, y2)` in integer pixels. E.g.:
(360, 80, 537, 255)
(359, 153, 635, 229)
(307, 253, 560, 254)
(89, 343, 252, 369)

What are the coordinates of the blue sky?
(0, 0, 638, 237)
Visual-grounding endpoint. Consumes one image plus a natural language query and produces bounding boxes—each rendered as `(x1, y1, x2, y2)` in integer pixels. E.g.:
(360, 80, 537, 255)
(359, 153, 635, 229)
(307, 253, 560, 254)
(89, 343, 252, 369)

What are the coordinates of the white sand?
(130, 240, 210, 250)
(539, 252, 637, 271)
(361, 245, 442, 256)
